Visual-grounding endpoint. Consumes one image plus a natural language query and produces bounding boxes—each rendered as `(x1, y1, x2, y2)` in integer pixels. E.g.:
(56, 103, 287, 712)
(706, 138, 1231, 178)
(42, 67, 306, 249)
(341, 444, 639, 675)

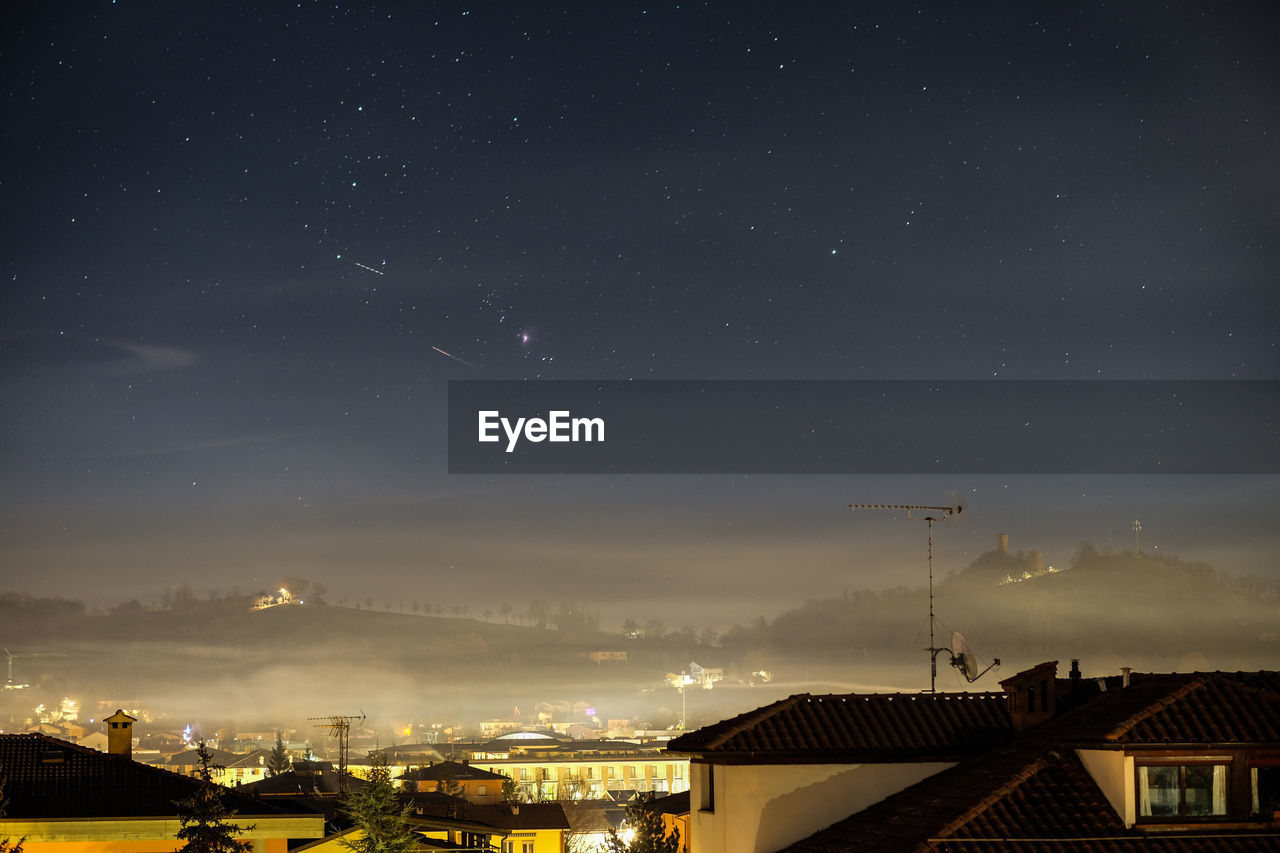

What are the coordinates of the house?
(240, 759, 365, 798)
(669, 661, 1280, 853)
(401, 759, 510, 803)
(0, 732, 324, 852)
(75, 731, 109, 752)
(561, 798, 627, 851)
(163, 744, 245, 782)
(221, 747, 275, 787)
(687, 662, 724, 689)
(667, 688, 1010, 853)
(407, 797, 571, 853)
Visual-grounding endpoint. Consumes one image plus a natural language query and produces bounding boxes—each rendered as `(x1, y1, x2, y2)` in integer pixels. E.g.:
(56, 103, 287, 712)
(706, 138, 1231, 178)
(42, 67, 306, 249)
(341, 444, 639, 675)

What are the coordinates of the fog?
(3, 538, 1274, 748)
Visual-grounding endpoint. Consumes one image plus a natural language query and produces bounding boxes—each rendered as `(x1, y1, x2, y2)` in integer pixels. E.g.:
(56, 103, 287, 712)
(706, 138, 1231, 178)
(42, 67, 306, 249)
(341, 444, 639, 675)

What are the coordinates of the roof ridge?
(702, 694, 808, 750)
(1104, 674, 1209, 741)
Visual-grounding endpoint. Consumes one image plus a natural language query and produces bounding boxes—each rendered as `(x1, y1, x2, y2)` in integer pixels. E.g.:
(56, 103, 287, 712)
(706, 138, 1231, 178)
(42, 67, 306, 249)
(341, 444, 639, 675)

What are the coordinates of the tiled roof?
(0, 733, 300, 818)
(240, 766, 366, 796)
(780, 742, 1280, 852)
(666, 692, 1011, 761)
(778, 669, 1280, 852)
(401, 759, 508, 782)
(166, 746, 243, 767)
(1054, 671, 1280, 745)
(408, 798, 570, 831)
(561, 799, 626, 833)
(646, 789, 690, 815)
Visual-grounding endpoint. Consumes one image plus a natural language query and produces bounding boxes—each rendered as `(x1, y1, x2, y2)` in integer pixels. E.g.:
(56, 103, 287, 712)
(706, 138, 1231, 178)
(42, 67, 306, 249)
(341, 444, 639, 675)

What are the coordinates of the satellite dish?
(949, 631, 999, 683)
(952, 632, 978, 680)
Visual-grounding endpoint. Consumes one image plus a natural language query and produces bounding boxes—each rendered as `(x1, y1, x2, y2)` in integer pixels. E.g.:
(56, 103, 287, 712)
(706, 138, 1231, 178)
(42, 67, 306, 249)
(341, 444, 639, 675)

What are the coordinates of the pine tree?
(606, 794, 681, 853)
(339, 753, 418, 853)
(0, 763, 25, 853)
(175, 741, 253, 853)
(266, 732, 291, 777)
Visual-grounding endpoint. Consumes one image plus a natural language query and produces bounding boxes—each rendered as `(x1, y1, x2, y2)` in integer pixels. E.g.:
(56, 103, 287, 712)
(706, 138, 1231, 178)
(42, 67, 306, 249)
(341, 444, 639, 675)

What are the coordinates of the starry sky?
(2, 2, 1277, 628)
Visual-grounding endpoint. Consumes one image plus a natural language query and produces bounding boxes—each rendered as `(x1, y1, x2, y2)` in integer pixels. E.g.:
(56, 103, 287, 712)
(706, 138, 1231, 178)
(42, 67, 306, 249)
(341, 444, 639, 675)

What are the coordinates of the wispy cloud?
(88, 339, 197, 375)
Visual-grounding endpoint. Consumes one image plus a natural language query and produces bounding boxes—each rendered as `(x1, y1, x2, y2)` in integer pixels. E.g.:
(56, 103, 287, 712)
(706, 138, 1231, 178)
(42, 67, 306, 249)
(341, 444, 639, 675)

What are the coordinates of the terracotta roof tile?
(667, 692, 1011, 760)
(401, 759, 508, 782)
(1054, 672, 1280, 745)
(777, 670, 1280, 852)
(782, 744, 1280, 852)
(408, 798, 570, 831)
(0, 733, 300, 818)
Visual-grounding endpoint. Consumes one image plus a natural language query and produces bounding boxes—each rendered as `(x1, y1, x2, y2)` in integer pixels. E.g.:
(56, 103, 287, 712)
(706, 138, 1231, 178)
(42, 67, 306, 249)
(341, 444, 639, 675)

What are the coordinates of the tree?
(436, 776, 463, 798)
(606, 794, 680, 853)
(339, 752, 418, 853)
(528, 599, 550, 629)
(500, 778, 524, 803)
(500, 602, 513, 624)
(175, 740, 253, 853)
(266, 732, 291, 777)
(1, 762, 26, 853)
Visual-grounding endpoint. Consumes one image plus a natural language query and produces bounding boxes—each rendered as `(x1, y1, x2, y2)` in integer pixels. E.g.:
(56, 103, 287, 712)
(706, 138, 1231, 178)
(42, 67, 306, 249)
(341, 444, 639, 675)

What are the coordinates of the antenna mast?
(848, 499, 974, 692)
(308, 712, 365, 792)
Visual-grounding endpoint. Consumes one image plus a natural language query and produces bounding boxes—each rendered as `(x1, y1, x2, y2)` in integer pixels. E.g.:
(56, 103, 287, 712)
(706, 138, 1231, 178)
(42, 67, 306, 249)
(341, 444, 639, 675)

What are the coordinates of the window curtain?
(1139, 768, 1152, 816)
(1212, 764, 1227, 815)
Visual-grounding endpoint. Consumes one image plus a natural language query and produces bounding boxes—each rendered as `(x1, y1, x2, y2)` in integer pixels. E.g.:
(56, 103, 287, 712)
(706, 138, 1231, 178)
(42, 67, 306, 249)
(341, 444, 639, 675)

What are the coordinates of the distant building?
(589, 650, 629, 665)
(401, 759, 510, 804)
(434, 733, 689, 800)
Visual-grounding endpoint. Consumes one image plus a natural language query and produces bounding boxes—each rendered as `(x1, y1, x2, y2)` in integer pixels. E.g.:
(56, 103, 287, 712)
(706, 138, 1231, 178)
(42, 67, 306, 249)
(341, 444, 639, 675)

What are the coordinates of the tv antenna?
(849, 495, 997, 692)
(309, 711, 365, 792)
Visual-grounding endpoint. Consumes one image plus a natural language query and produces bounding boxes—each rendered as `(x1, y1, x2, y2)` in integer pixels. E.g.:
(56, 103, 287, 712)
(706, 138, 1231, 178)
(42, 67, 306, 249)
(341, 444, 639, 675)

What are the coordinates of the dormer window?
(1137, 761, 1228, 819)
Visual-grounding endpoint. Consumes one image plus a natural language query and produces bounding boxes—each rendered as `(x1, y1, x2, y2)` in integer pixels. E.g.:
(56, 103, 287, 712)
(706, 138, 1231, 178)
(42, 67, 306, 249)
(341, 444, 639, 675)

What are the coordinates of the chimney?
(996, 533, 1009, 555)
(104, 709, 137, 759)
(1121, 666, 1131, 688)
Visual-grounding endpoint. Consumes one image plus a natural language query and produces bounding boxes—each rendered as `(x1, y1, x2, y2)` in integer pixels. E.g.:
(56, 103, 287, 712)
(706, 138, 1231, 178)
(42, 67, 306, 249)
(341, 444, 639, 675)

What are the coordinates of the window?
(502, 841, 534, 853)
(1253, 765, 1280, 817)
(478, 784, 488, 796)
(1138, 763, 1227, 818)
(696, 763, 715, 812)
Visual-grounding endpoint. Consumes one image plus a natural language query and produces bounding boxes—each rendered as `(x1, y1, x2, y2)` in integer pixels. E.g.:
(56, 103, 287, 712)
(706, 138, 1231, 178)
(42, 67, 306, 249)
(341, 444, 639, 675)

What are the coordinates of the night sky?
(2, 3, 1277, 629)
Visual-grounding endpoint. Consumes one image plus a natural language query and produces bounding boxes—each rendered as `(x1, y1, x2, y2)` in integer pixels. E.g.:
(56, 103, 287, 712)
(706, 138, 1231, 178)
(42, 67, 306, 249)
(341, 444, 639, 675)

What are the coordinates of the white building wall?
(1070, 753, 1131, 824)
(1076, 749, 1135, 827)
(690, 761, 954, 853)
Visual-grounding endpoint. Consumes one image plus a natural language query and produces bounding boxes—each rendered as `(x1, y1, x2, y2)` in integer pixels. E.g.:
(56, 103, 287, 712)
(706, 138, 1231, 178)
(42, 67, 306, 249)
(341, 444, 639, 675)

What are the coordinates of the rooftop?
(777, 667, 1280, 852)
(401, 759, 509, 782)
(0, 733, 302, 819)
(667, 691, 1012, 762)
